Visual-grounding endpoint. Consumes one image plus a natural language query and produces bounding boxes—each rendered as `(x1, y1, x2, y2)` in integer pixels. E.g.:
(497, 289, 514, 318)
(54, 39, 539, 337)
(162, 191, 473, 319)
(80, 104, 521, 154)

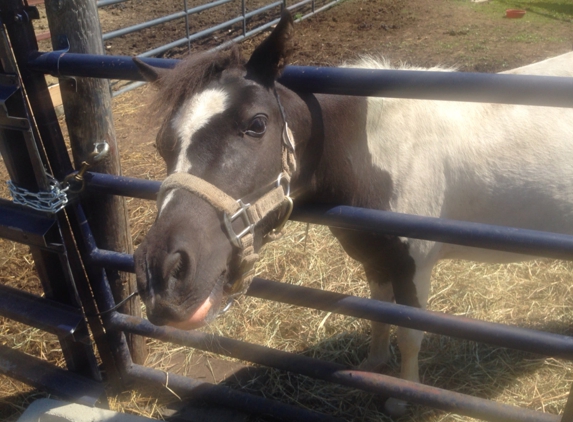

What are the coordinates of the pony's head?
(133, 12, 297, 329)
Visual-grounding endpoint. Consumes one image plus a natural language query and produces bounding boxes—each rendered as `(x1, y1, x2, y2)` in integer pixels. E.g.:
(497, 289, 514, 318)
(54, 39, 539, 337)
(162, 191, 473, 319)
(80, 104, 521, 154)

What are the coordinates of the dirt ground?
(99, 0, 573, 158)
(2, 0, 573, 420)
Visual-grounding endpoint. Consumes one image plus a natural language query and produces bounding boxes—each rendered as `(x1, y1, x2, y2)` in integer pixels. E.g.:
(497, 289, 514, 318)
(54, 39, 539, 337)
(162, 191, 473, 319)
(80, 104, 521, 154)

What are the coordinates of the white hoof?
(384, 397, 408, 417)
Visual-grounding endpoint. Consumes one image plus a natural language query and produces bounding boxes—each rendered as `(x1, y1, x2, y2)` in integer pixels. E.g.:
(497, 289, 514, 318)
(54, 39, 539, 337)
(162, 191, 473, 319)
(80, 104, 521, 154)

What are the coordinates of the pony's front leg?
(359, 279, 394, 371)
(384, 264, 434, 416)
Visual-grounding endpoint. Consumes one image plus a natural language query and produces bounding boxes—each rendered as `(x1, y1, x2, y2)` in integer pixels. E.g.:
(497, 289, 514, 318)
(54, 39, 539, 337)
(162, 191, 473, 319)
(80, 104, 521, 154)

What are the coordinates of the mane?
(345, 55, 457, 72)
(154, 47, 244, 119)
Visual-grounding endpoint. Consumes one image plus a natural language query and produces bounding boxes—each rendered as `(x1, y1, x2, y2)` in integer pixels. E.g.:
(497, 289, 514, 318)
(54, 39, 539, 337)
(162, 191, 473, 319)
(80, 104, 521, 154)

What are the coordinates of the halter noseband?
(156, 88, 296, 305)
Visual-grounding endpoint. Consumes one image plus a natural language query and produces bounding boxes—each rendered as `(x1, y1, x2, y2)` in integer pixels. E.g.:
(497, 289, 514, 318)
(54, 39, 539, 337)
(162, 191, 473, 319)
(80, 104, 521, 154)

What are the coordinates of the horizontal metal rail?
(0, 283, 88, 342)
(214, 0, 343, 51)
(109, 312, 559, 422)
(211, 1, 340, 51)
(84, 172, 160, 200)
(136, 0, 287, 58)
(27, 53, 573, 107)
(96, 0, 129, 6)
(101, 0, 232, 41)
(89, 243, 573, 361)
(138, 14, 245, 58)
(291, 205, 573, 261)
(80, 172, 573, 261)
(247, 278, 573, 359)
(126, 364, 339, 422)
(0, 198, 63, 251)
(0, 344, 105, 406)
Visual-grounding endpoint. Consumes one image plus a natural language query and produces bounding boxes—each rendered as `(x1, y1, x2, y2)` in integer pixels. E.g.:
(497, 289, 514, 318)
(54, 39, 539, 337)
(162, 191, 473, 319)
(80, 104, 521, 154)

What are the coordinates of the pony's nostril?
(164, 251, 190, 285)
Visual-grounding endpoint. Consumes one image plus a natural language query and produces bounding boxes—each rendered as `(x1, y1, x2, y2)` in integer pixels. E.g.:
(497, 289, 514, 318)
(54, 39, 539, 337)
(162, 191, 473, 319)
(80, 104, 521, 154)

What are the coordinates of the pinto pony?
(133, 11, 573, 415)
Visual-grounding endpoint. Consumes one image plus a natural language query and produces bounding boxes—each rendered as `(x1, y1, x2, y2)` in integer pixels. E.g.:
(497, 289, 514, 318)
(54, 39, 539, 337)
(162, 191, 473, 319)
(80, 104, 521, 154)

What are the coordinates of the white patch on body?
(357, 52, 573, 262)
(172, 88, 229, 173)
(342, 53, 573, 402)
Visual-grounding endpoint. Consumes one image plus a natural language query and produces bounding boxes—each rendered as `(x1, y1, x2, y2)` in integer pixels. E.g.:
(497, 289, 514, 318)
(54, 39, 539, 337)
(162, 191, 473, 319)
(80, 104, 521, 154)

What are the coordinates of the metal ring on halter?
(276, 173, 290, 197)
(220, 297, 234, 314)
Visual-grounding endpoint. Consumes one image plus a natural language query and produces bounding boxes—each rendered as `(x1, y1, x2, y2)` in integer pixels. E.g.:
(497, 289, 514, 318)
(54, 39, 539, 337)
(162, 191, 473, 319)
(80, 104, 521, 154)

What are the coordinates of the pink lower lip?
(168, 296, 213, 330)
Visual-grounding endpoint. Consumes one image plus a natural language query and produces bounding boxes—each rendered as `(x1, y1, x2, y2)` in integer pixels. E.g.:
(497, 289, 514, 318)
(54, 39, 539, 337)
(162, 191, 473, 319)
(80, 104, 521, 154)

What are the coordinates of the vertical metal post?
(0, 9, 101, 381)
(1, 0, 128, 389)
(183, 0, 191, 52)
(241, 0, 246, 37)
(561, 383, 573, 422)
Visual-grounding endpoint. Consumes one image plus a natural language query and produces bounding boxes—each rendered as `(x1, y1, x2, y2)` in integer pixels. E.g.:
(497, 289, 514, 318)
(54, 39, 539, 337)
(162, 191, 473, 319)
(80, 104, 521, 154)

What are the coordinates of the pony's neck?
(283, 88, 391, 209)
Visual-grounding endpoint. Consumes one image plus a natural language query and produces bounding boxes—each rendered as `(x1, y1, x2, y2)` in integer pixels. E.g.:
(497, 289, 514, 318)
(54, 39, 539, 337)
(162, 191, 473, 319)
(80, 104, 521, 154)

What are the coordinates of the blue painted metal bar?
(80, 172, 573, 261)
(0, 198, 62, 251)
(110, 312, 559, 422)
(291, 205, 573, 261)
(0, 344, 105, 407)
(0, 283, 87, 342)
(84, 172, 160, 200)
(279, 66, 573, 107)
(90, 245, 573, 362)
(26, 53, 573, 107)
(27, 52, 177, 80)
(246, 278, 573, 360)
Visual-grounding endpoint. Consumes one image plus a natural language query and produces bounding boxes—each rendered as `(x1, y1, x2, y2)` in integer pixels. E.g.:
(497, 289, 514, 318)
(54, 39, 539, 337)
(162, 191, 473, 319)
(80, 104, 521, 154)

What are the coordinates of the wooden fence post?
(45, 0, 147, 365)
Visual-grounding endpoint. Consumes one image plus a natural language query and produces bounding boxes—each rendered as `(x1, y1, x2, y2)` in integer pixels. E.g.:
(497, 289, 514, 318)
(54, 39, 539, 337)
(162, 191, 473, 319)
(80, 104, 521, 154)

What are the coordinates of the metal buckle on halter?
(220, 268, 256, 315)
(272, 173, 294, 235)
(223, 199, 255, 249)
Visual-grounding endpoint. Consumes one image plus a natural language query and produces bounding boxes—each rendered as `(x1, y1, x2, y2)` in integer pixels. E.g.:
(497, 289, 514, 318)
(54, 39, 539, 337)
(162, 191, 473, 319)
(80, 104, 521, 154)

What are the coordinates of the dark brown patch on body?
(286, 94, 418, 308)
(331, 228, 419, 308)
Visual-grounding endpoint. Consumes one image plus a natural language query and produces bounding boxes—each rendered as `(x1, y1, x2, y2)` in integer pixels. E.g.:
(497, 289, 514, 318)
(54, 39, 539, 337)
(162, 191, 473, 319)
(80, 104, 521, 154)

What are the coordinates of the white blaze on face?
(158, 89, 229, 216)
(172, 88, 229, 173)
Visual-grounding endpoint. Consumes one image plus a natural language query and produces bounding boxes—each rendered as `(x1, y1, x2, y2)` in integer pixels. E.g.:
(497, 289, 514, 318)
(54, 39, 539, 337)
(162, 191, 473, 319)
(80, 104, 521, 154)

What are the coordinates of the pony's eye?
(245, 115, 267, 137)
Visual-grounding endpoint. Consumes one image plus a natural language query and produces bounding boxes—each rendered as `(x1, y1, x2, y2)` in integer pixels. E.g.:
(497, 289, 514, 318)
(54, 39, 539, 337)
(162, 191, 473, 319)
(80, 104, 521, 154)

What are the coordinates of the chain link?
(6, 142, 109, 213)
(7, 174, 69, 213)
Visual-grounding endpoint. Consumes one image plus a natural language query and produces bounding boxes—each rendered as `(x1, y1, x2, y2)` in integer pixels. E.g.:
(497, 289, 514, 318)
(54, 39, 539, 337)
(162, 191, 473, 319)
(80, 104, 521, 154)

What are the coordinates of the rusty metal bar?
(126, 364, 341, 422)
(109, 312, 559, 422)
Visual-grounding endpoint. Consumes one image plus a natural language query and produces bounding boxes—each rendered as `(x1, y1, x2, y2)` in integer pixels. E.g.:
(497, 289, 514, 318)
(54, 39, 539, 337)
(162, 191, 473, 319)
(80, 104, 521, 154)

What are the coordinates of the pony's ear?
(132, 57, 169, 84)
(246, 10, 294, 87)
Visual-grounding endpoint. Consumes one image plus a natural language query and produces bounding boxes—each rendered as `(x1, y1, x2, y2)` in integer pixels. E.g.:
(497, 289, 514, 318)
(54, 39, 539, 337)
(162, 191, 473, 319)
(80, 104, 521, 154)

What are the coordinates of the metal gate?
(1, 0, 573, 420)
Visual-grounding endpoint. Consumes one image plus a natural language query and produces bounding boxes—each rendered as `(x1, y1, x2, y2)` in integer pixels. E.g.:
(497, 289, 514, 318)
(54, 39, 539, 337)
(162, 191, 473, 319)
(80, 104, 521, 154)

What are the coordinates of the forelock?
(153, 47, 244, 120)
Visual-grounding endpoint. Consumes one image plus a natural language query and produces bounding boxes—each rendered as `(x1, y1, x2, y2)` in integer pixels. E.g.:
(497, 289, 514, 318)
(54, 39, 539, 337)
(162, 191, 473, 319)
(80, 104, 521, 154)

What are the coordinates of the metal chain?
(7, 141, 110, 213)
(7, 174, 69, 213)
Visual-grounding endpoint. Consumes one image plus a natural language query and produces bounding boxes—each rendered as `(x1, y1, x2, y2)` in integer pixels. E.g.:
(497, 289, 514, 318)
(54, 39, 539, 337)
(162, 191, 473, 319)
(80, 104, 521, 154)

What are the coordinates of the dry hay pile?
(2, 85, 572, 421)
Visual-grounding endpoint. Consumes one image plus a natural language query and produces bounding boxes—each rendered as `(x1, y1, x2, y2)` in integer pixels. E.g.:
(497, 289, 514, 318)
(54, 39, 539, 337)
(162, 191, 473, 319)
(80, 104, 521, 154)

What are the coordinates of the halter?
(156, 87, 296, 305)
